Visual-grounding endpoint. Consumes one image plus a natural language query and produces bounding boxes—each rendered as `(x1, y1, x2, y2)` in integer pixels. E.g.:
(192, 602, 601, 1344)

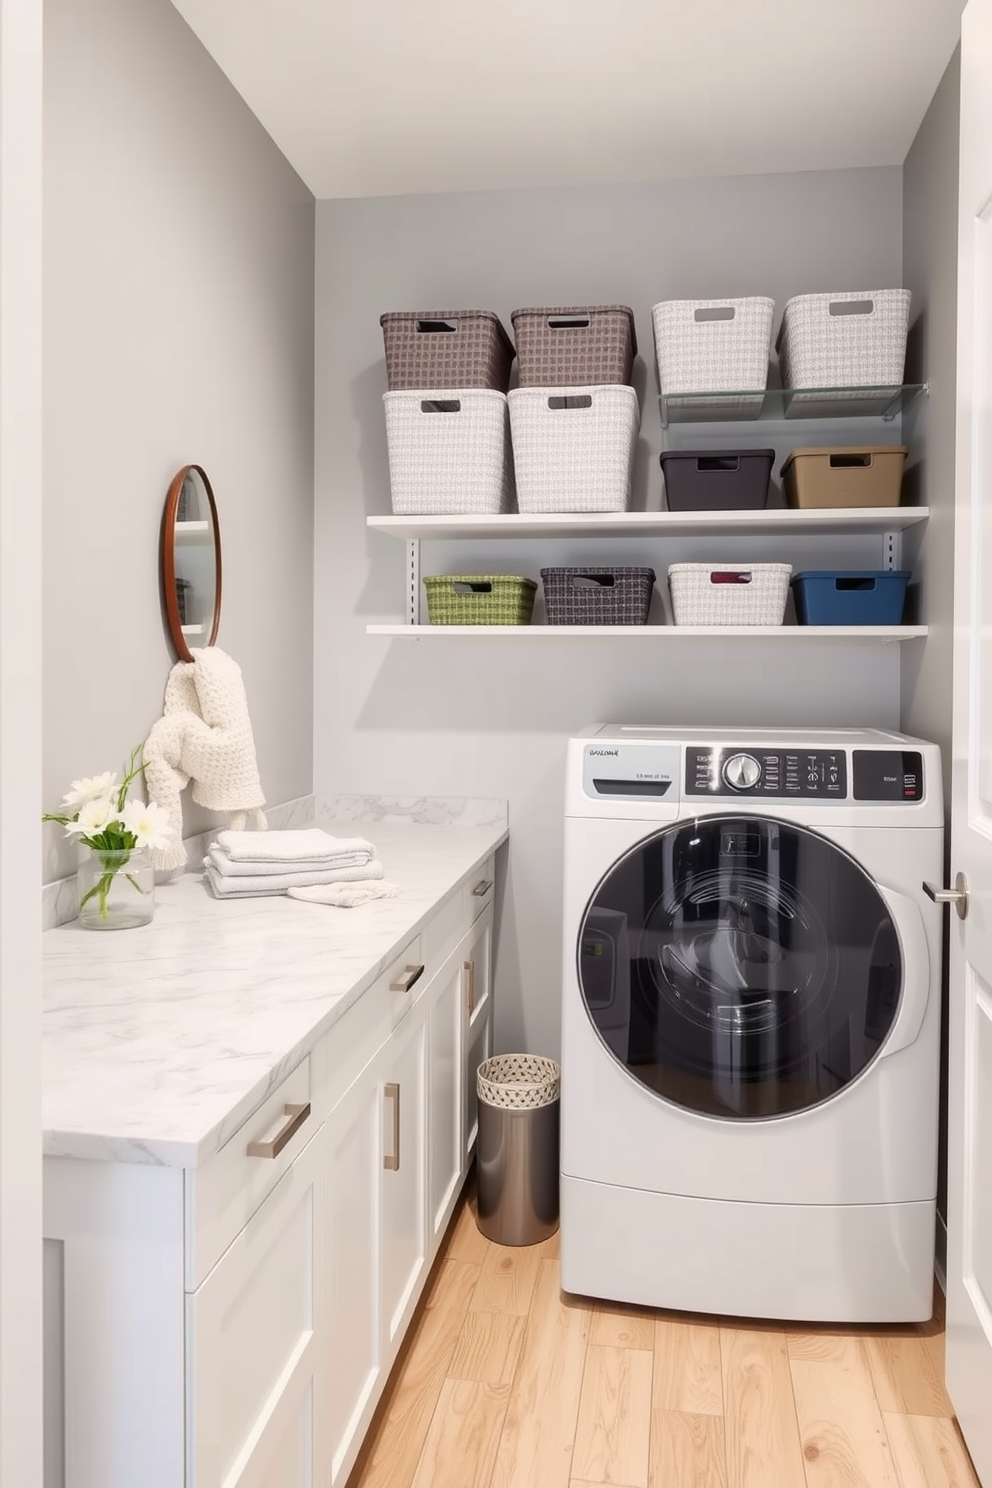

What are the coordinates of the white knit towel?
(207, 846, 374, 879)
(144, 647, 266, 870)
(214, 828, 375, 867)
(205, 859, 386, 898)
(288, 881, 401, 908)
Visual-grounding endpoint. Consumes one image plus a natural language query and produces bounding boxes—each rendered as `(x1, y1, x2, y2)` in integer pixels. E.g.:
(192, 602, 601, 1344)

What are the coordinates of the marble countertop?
(42, 814, 507, 1168)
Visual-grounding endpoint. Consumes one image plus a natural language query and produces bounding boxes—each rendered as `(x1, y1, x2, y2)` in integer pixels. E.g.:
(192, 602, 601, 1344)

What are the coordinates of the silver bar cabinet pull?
(383, 1083, 400, 1170)
(390, 964, 425, 994)
(464, 959, 475, 1015)
(923, 873, 969, 920)
(247, 1102, 311, 1159)
(472, 879, 493, 897)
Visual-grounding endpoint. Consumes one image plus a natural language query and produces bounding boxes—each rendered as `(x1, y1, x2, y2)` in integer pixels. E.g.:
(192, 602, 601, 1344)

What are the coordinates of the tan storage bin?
(781, 446, 907, 509)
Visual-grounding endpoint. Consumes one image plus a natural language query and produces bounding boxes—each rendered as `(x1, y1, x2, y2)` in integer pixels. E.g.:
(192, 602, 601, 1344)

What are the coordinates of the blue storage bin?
(793, 570, 910, 626)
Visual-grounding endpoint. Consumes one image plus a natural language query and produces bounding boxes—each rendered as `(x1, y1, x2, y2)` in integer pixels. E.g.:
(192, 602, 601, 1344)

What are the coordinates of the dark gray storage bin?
(660, 448, 775, 511)
(540, 566, 656, 625)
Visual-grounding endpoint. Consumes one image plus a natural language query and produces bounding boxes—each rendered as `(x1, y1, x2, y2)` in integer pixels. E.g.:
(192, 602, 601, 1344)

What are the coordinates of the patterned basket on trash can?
(477, 1054, 561, 1108)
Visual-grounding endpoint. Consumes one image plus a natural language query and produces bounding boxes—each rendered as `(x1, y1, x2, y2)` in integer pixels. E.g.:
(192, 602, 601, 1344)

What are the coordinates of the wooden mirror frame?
(161, 464, 223, 663)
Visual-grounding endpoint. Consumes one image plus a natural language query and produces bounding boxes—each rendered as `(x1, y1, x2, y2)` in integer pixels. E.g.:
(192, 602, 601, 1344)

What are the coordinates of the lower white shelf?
(368, 624, 927, 640)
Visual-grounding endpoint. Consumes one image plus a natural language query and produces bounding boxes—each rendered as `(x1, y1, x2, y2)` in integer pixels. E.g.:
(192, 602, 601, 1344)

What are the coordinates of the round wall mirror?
(161, 465, 222, 662)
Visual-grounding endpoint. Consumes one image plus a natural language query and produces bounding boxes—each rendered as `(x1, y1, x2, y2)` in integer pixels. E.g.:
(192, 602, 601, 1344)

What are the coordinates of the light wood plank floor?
(348, 1181, 980, 1488)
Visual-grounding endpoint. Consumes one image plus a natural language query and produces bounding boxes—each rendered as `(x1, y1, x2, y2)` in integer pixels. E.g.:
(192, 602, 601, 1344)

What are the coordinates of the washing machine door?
(577, 815, 903, 1120)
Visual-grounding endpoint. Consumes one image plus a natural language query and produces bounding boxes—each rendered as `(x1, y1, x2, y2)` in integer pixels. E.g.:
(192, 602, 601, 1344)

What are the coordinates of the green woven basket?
(424, 574, 537, 626)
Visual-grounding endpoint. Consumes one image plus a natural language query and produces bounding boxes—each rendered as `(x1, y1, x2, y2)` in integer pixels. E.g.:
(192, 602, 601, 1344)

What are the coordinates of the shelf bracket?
(882, 530, 902, 572)
(406, 539, 420, 626)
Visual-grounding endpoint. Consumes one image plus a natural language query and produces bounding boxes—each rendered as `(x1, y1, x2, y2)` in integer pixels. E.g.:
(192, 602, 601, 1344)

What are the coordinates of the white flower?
(64, 796, 119, 837)
(61, 771, 119, 812)
(120, 798, 175, 852)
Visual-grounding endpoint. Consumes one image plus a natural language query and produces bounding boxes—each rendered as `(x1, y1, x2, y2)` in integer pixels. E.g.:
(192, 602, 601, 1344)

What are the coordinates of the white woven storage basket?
(507, 385, 639, 514)
(477, 1054, 560, 1110)
(383, 389, 514, 515)
(651, 297, 775, 399)
(668, 563, 792, 626)
(777, 289, 911, 390)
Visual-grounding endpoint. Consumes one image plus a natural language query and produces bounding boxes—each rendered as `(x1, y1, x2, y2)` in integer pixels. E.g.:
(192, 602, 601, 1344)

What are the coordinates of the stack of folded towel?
(204, 828, 398, 905)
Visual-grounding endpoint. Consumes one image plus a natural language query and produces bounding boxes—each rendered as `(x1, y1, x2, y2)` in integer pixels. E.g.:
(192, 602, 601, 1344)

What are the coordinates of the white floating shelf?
(367, 508, 929, 541)
(368, 624, 927, 641)
(175, 520, 211, 543)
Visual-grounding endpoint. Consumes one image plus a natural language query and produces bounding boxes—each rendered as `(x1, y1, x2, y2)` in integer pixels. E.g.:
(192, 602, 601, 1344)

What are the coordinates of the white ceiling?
(170, 0, 965, 199)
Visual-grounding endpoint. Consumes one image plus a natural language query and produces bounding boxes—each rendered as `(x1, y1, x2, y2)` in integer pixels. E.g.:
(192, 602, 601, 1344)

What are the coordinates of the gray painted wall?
(901, 48, 961, 1245)
(43, 0, 315, 882)
(314, 168, 905, 1058)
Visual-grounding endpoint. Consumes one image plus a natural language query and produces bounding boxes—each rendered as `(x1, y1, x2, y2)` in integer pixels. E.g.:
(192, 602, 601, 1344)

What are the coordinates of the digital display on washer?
(686, 747, 848, 798)
(852, 750, 923, 802)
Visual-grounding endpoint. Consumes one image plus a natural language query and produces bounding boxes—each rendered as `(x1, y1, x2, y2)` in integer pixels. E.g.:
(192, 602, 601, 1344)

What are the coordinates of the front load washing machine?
(560, 725, 943, 1322)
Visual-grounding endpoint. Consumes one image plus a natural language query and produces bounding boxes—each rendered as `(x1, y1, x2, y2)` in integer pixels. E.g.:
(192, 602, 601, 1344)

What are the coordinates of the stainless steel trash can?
(476, 1054, 560, 1246)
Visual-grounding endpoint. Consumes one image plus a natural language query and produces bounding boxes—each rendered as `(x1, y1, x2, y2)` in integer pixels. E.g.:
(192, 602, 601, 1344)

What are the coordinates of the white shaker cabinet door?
(325, 1067, 383, 1486)
(427, 953, 464, 1246)
(462, 905, 494, 1160)
(186, 1126, 325, 1488)
(379, 1001, 428, 1352)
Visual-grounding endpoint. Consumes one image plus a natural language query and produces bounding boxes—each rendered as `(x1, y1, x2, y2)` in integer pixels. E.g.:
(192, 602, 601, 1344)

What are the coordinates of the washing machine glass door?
(577, 815, 902, 1120)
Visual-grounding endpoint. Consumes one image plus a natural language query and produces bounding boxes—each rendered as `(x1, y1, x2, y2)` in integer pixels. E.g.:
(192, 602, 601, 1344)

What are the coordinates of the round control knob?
(723, 752, 762, 791)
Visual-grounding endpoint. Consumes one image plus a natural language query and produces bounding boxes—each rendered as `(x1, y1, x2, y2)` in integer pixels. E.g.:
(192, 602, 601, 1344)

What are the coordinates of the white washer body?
(561, 725, 943, 1322)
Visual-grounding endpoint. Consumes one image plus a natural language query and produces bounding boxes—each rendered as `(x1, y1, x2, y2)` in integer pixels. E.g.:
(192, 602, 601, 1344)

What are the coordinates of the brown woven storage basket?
(511, 305, 637, 387)
(380, 310, 514, 392)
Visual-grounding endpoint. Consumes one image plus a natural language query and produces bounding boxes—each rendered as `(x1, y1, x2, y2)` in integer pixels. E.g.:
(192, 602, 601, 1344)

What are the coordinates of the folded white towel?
(204, 859, 385, 899)
(214, 828, 375, 865)
(207, 844, 373, 878)
(288, 881, 401, 908)
(144, 647, 267, 871)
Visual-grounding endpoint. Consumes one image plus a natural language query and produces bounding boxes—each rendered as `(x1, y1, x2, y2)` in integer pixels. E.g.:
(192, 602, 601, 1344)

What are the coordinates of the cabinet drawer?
(463, 857, 495, 922)
(186, 1057, 313, 1290)
(314, 935, 426, 1115)
(187, 1125, 325, 1488)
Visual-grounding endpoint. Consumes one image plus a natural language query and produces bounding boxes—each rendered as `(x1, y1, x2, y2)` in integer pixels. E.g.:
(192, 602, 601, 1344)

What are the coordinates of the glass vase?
(77, 843, 155, 930)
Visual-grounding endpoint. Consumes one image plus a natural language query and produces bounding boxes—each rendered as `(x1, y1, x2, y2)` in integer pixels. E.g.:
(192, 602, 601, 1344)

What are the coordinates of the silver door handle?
(464, 959, 475, 1015)
(472, 879, 493, 897)
(383, 1082, 400, 1170)
(390, 964, 425, 993)
(923, 873, 969, 920)
(247, 1102, 310, 1159)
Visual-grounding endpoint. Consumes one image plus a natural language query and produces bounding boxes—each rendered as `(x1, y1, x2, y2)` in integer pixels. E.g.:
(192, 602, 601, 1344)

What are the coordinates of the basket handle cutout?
(548, 394, 593, 411)
(547, 315, 590, 330)
(835, 577, 877, 592)
(828, 452, 873, 468)
(697, 455, 740, 472)
(710, 571, 752, 585)
(415, 318, 458, 333)
(694, 306, 736, 322)
(571, 574, 616, 589)
(452, 581, 493, 594)
(420, 399, 461, 414)
(828, 299, 874, 317)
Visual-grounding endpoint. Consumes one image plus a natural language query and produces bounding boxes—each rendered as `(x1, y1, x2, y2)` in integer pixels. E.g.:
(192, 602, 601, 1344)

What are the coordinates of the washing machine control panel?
(687, 746, 848, 798)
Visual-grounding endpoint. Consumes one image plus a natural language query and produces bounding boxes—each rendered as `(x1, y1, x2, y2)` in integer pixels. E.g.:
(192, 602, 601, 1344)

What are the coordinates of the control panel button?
(723, 753, 762, 791)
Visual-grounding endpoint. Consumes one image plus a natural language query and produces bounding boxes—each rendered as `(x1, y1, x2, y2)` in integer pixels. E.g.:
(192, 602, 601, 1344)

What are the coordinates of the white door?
(325, 1070, 382, 1486)
(462, 907, 493, 1161)
(0, 3, 43, 1487)
(380, 1002, 427, 1350)
(427, 954, 464, 1245)
(187, 1127, 325, 1488)
(947, 2, 992, 1478)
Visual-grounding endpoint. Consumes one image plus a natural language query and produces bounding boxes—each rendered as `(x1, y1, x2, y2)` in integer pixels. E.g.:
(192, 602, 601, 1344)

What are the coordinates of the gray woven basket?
(776, 289, 911, 391)
(383, 390, 515, 515)
(511, 305, 636, 387)
(541, 566, 656, 626)
(651, 297, 774, 398)
(380, 310, 514, 392)
(508, 385, 639, 514)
